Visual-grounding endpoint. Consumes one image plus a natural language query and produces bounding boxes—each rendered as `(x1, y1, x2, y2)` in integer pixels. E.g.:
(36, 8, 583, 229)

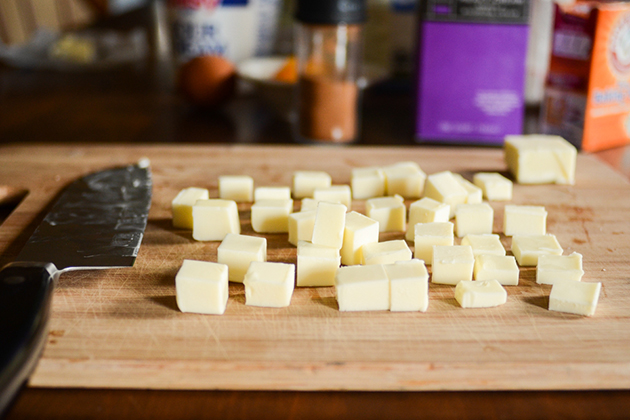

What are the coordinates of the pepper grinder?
(294, 0, 367, 143)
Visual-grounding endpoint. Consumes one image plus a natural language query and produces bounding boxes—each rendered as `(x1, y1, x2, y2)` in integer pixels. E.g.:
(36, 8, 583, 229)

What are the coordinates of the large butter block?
(474, 254, 519, 286)
(340, 211, 379, 266)
(243, 261, 295, 308)
(455, 279, 507, 308)
(431, 245, 475, 285)
(406, 197, 450, 241)
(473, 172, 513, 201)
(297, 241, 341, 287)
(335, 264, 390, 312)
(351, 166, 385, 199)
(172, 187, 210, 229)
(254, 186, 292, 201)
(503, 205, 547, 236)
(549, 279, 601, 316)
(175, 260, 229, 315)
(537, 252, 584, 285)
(192, 199, 240, 241)
(424, 171, 469, 218)
(217, 233, 267, 283)
(314, 185, 352, 208)
(461, 234, 505, 257)
(452, 173, 483, 204)
(251, 199, 293, 233)
(383, 161, 426, 198)
(312, 201, 347, 249)
(362, 240, 412, 265)
(414, 222, 454, 264)
(504, 135, 577, 185)
(365, 195, 406, 232)
(293, 171, 332, 198)
(288, 210, 316, 246)
(511, 234, 563, 266)
(219, 175, 254, 202)
(384, 259, 429, 312)
(455, 203, 494, 238)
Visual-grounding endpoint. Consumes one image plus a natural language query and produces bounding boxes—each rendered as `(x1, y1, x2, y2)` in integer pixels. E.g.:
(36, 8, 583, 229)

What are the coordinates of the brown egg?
(177, 55, 236, 107)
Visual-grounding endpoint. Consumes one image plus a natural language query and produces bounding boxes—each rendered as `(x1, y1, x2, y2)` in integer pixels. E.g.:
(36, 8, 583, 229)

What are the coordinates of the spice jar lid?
(295, 0, 367, 25)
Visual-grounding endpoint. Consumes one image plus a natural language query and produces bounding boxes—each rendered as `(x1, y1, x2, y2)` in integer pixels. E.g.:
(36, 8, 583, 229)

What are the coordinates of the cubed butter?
(192, 199, 240, 241)
(474, 254, 519, 285)
(452, 173, 483, 204)
(313, 185, 352, 208)
(383, 161, 426, 198)
(461, 234, 505, 257)
(243, 261, 295, 308)
(312, 201, 347, 249)
(292, 171, 332, 198)
(297, 241, 340, 287)
(406, 197, 450, 241)
(504, 135, 577, 185)
(251, 199, 293, 233)
(455, 279, 507, 308)
(217, 233, 267, 283)
(414, 222, 454, 264)
(362, 240, 412, 265)
(288, 210, 316, 246)
(511, 234, 563, 266)
(365, 195, 406, 232)
(549, 279, 601, 316)
(536, 252, 584, 285)
(384, 259, 429, 312)
(301, 198, 319, 212)
(335, 264, 390, 312)
(351, 166, 386, 199)
(254, 186, 291, 201)
(340, 211, 379, 266)
(503, 205, 547, 236)
(455, 203, 494, 238)
(424, 171, 469, 218)
(172, 187, 209, 229)
(473, 172, 513, 201)
(218, 175, 254, 202)
(175, 260, 229, 315)
(431, 245, 475, 285)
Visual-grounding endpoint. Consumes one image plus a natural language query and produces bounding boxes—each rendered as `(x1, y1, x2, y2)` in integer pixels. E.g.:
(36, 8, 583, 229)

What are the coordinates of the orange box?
(541, 1, 630, 152)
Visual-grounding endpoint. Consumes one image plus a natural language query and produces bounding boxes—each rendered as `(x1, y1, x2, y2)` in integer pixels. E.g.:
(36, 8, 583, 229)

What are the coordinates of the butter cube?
(335, 264, 390, 312)
(452, 173, 483, 204)
(431, 245, 475, 285)
(511, 234, 563, 266)
(383, 161, 426, 198)
(172, 187, 209, 229)
(474, 254, 519, 285)
(217, 233, 267, 283)
(218, 175, 254, 202)
(406, 197, 450, 241)
(473, 172, 513, 201)
(301, 198, 319, 212)
(351, 166, 386, 199)
(455, 279, 507, 308)
(455, 203, 494, 238)
(504, 135, 577, 185)
(288, 210, 316, 246)
(424, 171, 469, 218)
(292, 171, 331, 198)
(254, 186, 291, 201)
(365, 195, 406, 232)
(461, 234, 505, 257)
(341, 211, 379, 265)
(312, 201, 347, 249)
(251, 199, 293, 233)
(384, 259, 429, 312)
(243, 261, 295, 308)
(314, 185, 352, 208)
(536, 252, 584, 285)
(192, 199, 240, 241)
(297, 241, 340, 287)
(414, 222, 454, 264)
(548, 279, 601, 316)
(362, 240, 412, 265)
(503, 205, 547, 236)
(175, 260, 229, 315)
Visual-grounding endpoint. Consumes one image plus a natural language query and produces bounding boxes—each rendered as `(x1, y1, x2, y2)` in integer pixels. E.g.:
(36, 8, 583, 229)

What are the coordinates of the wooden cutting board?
(1, 144, 629, 391)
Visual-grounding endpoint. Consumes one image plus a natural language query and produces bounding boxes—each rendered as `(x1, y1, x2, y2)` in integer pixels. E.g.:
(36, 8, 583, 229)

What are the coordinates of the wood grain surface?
(1, 144, 629, 392)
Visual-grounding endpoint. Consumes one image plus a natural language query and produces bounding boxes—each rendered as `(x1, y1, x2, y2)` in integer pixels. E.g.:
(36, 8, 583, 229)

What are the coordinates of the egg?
(177, 55, 236, 107)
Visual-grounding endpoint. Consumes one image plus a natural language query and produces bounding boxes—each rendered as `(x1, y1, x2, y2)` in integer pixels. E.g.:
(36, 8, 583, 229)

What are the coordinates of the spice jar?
(294, 0, 367, 143)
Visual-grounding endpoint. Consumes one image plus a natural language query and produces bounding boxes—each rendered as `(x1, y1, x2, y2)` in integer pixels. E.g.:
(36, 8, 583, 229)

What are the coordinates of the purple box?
(415, 2, 529, 145)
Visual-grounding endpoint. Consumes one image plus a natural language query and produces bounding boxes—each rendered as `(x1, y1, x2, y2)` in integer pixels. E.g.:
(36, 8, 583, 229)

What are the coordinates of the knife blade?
(0, 162, 152, 414)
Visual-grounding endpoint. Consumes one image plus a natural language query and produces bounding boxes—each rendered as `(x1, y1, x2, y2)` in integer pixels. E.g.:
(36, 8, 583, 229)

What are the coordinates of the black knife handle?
(0, 262, 57, 416)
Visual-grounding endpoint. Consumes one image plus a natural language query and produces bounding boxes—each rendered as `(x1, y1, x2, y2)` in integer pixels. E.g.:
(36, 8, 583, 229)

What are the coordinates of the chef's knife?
(0, 162, 152, 414)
